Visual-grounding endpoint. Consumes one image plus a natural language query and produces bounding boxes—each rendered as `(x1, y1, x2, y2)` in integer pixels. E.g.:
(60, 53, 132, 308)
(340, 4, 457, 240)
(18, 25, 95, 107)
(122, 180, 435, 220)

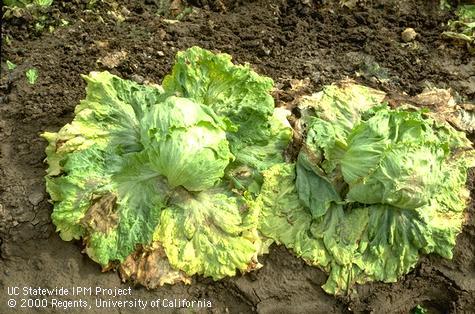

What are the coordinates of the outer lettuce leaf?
(227, 107, 292, 194)
(46, 145, 166, 266)
(47, 146, 111, 241)
(259, 161, 470, 295)
(452, 104, 475, 133)
(48, 147, 167, 266)
(83, 150, 166, 265)
(234, 108, 292, 171)
(295, 152, 341, 218)
(298, 81, 386, 134)
(42, 71, 163, 175)
(156, 187, 261, 279)
(119, 242, 192, 288)
(258, 163, 331, 266)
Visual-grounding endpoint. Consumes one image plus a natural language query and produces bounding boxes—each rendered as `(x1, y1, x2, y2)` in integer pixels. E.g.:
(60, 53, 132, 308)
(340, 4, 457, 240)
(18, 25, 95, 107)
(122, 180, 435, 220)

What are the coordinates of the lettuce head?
(43, 47, 291, 286)
(258, 82, 474, 294)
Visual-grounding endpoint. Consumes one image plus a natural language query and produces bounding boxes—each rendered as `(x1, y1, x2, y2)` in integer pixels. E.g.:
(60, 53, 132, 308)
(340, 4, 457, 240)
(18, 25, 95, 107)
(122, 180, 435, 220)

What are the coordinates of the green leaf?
(157, 186, 261, 279)
(41, 71, 164, 175)
(83, 151, 166, 265)
(26, 68, 38, 84)
(258, 163, 331, 267)
(298, 82, 386, 133)
(141, 96, 233, 191)
(162, 47, 279, 168)
(47, 146, 112, 241)
(34, 0, 53, 6)
(295, 153, 341, 218)
(457, 5, 475, 21)
(443, 5, 475, 52)
(232, 108, 292, 171)
(341, 108, 457, 210)
(259, 161, 470, 295)
(4, 35, 12, 46)
(412, 305, 428, 314)
(6, 60, 17, 70)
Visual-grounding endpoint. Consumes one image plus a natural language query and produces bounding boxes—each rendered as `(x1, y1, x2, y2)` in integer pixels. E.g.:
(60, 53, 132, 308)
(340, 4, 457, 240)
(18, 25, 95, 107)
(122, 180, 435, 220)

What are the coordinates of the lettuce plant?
(258, 82, 474, 294)
(43, 47, 291, 286)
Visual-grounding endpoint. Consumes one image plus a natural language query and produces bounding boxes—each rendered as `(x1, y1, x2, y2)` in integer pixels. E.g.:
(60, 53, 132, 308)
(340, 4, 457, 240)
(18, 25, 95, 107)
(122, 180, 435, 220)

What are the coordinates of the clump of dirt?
(1, 0, 474, 313)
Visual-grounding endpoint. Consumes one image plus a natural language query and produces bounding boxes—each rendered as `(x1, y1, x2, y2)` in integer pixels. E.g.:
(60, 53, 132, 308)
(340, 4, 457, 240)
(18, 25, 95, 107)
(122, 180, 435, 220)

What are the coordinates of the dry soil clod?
(401, 28, 418, 42)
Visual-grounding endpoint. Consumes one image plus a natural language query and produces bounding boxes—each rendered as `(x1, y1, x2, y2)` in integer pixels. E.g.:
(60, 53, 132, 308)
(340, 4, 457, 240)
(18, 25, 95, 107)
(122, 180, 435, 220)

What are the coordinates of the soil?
(1, 0, 474, 313)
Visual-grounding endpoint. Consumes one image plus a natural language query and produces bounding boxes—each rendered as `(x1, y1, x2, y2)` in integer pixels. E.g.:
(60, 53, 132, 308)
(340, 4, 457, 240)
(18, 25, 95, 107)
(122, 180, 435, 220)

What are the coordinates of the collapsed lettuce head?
(258, 82, 474, 295)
